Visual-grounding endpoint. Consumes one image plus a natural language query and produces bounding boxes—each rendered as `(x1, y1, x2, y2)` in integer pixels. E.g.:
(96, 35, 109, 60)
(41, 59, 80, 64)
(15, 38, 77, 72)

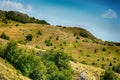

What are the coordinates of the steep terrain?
(0, 10, 120, 80)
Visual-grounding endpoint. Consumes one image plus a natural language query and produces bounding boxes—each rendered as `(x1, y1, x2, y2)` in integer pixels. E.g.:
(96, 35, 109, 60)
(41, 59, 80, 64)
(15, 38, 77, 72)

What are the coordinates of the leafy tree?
(41, 50, 73, 80)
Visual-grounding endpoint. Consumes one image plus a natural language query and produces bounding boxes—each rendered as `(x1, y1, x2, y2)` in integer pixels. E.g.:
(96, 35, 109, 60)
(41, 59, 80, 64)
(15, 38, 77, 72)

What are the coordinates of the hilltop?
(0, 10, 120, 80)
(0, 10, 49, 24)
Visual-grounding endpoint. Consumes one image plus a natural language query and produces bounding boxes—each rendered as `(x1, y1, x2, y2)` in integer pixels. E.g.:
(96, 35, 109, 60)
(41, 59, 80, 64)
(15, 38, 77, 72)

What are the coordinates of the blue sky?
(0, 0, 120, 42)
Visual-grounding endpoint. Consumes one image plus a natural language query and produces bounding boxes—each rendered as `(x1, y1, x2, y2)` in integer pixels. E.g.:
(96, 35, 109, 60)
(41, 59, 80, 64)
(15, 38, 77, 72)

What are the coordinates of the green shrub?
(81, 60, 87, 65)
(102, 48, 106, 52)
(0, 32, 9, 40)
(41, 50, 73, 80)
(2, 18, 8, 24)
(37, 31, 42, 35)
(16, 24, 19, 26)
(56, 36, 59, 40)
(92, 62, 95, 65)
(26, 34, 33, 41)
(0, 41, 74, 80)
(109, 62, 112, 66)
(1, 41, 47, 80)
(100, 70, 119, 80)
(79, 32, 88, 38)
(76, 36, 80, 39)
(86, 55, 90, 57)
(44, 40, 52, 46)
(112, 64, 120, 74)
(94, 49, 98, 53)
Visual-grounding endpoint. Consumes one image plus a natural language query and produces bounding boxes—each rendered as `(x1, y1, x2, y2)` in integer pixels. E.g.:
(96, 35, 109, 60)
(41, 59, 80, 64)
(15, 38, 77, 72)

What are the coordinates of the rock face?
(70, 61, 104, 80)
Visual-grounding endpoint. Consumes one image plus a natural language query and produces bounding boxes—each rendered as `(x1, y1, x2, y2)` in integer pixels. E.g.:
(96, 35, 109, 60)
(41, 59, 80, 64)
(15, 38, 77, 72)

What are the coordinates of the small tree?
(26, 34, 33, 41)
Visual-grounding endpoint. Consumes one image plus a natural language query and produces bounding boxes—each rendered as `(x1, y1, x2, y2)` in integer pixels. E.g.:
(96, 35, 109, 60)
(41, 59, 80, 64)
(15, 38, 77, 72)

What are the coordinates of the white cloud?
(101, 9, 117, 19)
(0, 0, 32, 13)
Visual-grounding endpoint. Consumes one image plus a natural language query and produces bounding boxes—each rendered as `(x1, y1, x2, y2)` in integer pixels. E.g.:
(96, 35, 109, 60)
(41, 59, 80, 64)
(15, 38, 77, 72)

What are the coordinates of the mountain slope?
(0, 10, 120, 80)
(0, 23, 119, 70)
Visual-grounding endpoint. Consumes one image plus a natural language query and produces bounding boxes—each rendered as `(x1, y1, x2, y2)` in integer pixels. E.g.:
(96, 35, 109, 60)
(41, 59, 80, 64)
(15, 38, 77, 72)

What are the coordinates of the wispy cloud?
(0, 0, 32, 13)
(101, 9, 117, 19)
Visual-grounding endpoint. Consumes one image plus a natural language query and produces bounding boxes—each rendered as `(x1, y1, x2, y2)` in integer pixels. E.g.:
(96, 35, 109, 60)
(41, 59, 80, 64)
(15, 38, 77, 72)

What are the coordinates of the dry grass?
(0, 22, 120, 70)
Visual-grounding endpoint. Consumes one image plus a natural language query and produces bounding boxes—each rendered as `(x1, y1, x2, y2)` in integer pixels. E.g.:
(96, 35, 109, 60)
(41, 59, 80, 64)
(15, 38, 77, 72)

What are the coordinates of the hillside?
(0, 57, 30, 80)
(0, 10, 120, 80)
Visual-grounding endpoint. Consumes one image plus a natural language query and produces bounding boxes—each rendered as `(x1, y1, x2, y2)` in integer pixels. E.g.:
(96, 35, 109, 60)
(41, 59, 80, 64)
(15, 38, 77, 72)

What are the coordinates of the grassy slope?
(0, 57, 30, 80)
(70, 61, 120, 80)
(0, 22, 120, 69)
(0, 21, 120, 79)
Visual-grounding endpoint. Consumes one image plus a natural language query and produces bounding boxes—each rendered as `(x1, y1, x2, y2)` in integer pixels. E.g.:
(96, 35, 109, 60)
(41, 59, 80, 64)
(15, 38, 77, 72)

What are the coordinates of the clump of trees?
(0, 41, 73, 80)
(4, 11, 50, 24)
(41, 50, 73, 80)
(0, 41, 46, 80)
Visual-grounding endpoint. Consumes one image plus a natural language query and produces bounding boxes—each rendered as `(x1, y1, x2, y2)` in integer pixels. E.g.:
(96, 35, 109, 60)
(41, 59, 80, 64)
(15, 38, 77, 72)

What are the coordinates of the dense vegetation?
(41, 51, 73, 80)
(0, 10, 50, 24)
(0, 41, 73, 80)
(112, 64, 120, 74)
(100, 70, 120, 80)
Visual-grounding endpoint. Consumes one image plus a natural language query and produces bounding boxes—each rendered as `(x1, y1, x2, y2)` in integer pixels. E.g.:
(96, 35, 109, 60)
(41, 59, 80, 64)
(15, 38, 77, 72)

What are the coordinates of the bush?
(0, 32, 9, 40)
(26, 34, 33, 41)
(1, 41, 47, 80)
(37, 31, 42, 35)
(109, 62, 112, 66)
(86, 55, 90, 57)
(41, 51, 73, 80)
(76, 36, 80, 39)
(0, 41, 74, 80)
(2, 18, 8, 24)
(56, 36, 59, 40)
(81, 60, 87, 65)
(102, 48, 106, 52)
(94, 49, 98, 53)
(100, 70, 119, 80)
(79, 32, 88, 38)
(16, 24, 19, 26)
(44, 40, 52, 46)
(112, 64, 120, 74)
